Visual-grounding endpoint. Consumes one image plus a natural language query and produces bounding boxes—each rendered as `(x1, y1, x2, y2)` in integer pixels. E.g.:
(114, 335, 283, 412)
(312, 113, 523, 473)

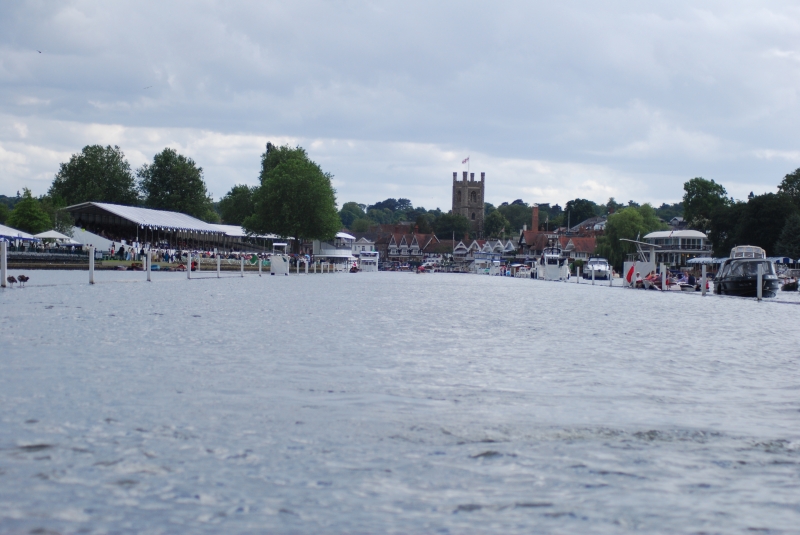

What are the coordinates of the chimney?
(480, 172, 485, 182)
(462, 171, 467, 180)
(470, 172, 474, 181)
(453, 172, 457, 181)
(532, 205, 539, 232)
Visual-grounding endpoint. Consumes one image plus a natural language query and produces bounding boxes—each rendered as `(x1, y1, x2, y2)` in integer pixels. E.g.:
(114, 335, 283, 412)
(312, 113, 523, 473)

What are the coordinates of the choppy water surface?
(1, 271, 799, 534)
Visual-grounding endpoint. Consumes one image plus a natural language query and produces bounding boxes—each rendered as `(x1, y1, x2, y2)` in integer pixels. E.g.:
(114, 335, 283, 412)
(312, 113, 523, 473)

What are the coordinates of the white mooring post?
(591, 266, 595, 285)
(1, 241, 7, 288)
(577, 266, 581, 283)
(661, 263, 666, 291)
(187, 252, 191, 280)
(216, 249, 221, 278)
(258, 255, 262, 277)
(305, 259, 309, 274)
(757, 263, 763, 301)
(89, 246, 95, 284)
(701, 264, 707, 296)
(241, 256, 244, 277)
(146, 249, 151, 282)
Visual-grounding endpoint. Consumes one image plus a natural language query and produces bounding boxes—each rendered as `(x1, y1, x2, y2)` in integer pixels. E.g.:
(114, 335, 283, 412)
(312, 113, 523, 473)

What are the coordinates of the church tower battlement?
(452, 171, 485, 236)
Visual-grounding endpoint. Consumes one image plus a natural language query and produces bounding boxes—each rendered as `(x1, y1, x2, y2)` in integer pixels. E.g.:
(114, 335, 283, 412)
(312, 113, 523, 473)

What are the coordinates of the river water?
(1, 271, 799, 533)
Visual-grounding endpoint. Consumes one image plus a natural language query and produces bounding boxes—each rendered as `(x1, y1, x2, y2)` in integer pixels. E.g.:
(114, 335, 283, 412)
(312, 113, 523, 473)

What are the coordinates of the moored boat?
(537, 242, 570, 281)
(713, 246, 780, 298)
(582, 257, 612, 280)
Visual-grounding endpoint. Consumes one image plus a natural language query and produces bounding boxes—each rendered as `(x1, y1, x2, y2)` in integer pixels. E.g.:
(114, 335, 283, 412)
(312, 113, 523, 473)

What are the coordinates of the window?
(457, 191, 462, 202)
(471, 212, 475, 220)
(470, 191, 477, 203)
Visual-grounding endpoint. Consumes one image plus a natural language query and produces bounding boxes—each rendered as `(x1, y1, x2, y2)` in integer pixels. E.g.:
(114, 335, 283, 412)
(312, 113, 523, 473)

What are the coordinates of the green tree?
(6, 188, 52, 234)
(49, 145, 139, 206)
(682, 177, 729, 231)
(497, 201, 531, 232)
(351, 218, 373, 232)
(218, 184, 256, 225)
(243, 143, 340, 243)
(778, 168, 800, 205)
(0, 203, 8, 224)
(484, 202, 496, 217)
(434, 212, 471, 239)
(484, 210, 510, 238)
(414, 214, 433, 234)
(339, 201, 366, 228)
(138, 148, 217, 221)
(564, 198, 600, 227)
(775, 213, 800, 259)
(707, 202, 746, 256)
(39, 195, 75, 237)
(595, 204, 667, 270)
(604, 197, 624, 215)
(732, 193, 797, 254)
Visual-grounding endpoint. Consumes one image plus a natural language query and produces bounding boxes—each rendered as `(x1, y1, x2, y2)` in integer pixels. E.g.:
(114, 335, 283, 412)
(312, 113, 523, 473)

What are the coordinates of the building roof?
(0, 223, 36, 240)
(644, 230, 707, 239)
(65, 202, 223, 233)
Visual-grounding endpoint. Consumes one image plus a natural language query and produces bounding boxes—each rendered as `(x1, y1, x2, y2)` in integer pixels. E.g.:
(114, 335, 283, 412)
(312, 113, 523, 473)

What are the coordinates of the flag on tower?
(462, 157, 469, 164)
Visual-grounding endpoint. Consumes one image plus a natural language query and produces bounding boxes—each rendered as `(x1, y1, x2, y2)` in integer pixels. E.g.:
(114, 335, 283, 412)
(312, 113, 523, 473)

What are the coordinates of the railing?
(646, 243, 712, 251)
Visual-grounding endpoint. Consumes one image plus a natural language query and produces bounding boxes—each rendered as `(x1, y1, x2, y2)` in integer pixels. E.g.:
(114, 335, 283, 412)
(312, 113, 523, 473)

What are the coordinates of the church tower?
(452, 171, 485, 237)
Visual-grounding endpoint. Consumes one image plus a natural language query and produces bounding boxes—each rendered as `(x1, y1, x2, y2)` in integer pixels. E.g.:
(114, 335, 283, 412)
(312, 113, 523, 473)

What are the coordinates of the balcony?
(646, 243, 711, 251)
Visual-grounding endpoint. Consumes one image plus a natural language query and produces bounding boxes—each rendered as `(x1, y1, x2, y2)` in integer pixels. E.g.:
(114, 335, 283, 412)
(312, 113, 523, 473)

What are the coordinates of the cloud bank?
(3, 1, 800, 207)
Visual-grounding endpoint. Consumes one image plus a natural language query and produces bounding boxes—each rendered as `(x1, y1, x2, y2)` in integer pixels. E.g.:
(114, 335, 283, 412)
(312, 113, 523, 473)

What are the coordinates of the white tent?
(34, 230, 73, 241)
(0, 223, 37, 241)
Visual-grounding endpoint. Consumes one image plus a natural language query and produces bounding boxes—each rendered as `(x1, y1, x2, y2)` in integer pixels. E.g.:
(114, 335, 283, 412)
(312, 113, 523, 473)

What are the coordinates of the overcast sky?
(3, 1, 800, 210)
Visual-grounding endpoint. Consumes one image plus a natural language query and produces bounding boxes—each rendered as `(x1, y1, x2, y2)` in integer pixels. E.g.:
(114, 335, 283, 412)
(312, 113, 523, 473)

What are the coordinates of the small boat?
(582, 257, 612, 280)
(537, 242, 570, 281)
(781, 279, 798, 292)
(713, 246, 780, 298)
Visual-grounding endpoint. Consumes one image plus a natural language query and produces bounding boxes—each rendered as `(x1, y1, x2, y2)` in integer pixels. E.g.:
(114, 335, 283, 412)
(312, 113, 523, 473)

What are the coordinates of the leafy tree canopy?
(49, 145, 139, 206)
(414, 214, 433, 234)
(39, 195, 75, 237)
(497, 202, 531, 233)
(604, 197, 624, 215)
(351, 218, 373, 232)
(564, 198, 600, 226)
(654, 202, 683, 221)
(339, 201, 366, 228)
(244, 143, 340, 242)
(778, 168, 800, 205)
(729, 193, 795, 255)
(6, 188, 52, 234)
(682, 177, 729, 231)
(434, 213, 470, 239)
(775, 213, 800, 259)
(138, 148, 217, 222)
(0, 203, 8, 224)
(218, 184, 256, 225)
(484, 210, 510, 238)
(595, 204, 666, 270)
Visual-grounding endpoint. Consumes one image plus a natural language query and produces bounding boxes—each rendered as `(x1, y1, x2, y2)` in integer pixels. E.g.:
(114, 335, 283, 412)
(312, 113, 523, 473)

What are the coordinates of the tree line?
(682, 172, 800, 259)
(329, 194, 682, 242)
(3, 143, 341, 243)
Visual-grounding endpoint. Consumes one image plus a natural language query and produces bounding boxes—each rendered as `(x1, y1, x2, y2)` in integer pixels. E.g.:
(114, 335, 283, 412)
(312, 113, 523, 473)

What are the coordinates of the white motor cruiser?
(536, 244, 570, 281)
(583, 257, 612, 280)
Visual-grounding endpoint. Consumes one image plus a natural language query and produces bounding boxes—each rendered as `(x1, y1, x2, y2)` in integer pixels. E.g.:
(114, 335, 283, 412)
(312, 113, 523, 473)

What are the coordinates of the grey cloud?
(2, 1, 800, 206)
